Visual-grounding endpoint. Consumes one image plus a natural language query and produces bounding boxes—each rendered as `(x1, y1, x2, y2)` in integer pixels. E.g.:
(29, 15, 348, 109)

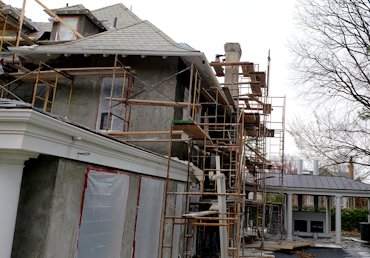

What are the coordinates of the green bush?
(331, 208, 369, 231)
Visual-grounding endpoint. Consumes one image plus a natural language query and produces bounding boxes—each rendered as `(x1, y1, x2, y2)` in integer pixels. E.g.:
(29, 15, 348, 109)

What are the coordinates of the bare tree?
(289, 112, 370, 179)
(289, 0, 370, 178)
(291, 0, 369, 108)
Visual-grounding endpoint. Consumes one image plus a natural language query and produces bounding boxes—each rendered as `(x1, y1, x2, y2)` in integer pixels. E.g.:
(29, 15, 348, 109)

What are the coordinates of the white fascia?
(266, 187, 370, 198)
(0, 109, 188, 181)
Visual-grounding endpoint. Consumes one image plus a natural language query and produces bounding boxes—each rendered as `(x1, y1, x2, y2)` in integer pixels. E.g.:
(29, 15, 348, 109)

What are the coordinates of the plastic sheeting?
(172, 183, 185, 258)
(134, 177, 165, 258)
(76, 170, 130, 258)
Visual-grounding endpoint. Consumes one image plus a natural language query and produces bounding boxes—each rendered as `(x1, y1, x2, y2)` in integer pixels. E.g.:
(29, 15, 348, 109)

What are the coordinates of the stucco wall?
(11, 155, 186, 258)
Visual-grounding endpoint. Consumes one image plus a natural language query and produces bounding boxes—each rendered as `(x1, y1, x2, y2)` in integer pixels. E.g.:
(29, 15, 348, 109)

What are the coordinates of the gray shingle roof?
(11, 20, 201, 57)
(51, 4, 87, 13)
(28, 22, 52, 40)
(266, 174, 370, 192)
(92, 3, 141, 28)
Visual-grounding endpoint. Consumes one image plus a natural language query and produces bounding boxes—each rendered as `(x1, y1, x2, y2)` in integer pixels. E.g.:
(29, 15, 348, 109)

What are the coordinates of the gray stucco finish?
(11, 156, 86, 258)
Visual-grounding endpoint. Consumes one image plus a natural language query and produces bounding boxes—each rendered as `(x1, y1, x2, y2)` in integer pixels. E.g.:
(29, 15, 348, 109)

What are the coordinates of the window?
(55, 17, 79, 40)
(97, 76, 133, 131)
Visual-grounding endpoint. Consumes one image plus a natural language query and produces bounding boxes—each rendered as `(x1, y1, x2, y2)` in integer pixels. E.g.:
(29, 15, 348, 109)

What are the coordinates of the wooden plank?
(173, 120, 208, 140)
(173, 120, 213, 147)
(210, 61, 253, 67)
(182, 210, 218, 218)
(243, 113, 260, 125)
(241, 62, 254, 76)
(107, 130, 183, 136)
(212, 62, 225, 76)
(246, 145, 270, 163)
(109, 98, 201, 109)
(222, 87, 236, 110)
(10, 67, 132, 81)
(250, 71, 266, 88)
(251, 83, 262, 94)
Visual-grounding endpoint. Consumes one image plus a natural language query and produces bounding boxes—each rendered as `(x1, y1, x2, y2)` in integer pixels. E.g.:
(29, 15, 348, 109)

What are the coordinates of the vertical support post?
(160, 125, 174, 258)
(50, 73, 59, 112)
(326, 196, 331, 234)
(1, 16, 7, 53)
(66, 83, 74, 117)
(0, 151, 37, 258)
(284, 194, 287, 232)
(32, 62, 42, 108)
(335, 195, 342, 244)
(107, 54, 118, 130)
(15, 0, 27, 47)
(286, 193, 293, 241)
(187, 63, 194, 120)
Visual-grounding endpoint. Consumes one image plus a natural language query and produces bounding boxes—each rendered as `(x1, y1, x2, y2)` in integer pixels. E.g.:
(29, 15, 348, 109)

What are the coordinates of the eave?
(0, 108, 188, 181)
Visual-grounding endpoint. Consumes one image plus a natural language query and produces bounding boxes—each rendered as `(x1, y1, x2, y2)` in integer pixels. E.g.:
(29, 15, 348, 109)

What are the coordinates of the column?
(0, 151, 38, 258)
(335, 195, 342, 244)
(287, 193, 293, 241)
(284, 195, 288, 232)
(326, 196, 331, 234)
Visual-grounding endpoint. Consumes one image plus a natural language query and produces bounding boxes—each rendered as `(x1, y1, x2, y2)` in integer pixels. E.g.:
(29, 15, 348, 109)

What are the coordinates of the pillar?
(287, 193, 293, 241)
(326, 196, 331, 234)
(0, 151, 38, 258)
(284, 195, 288, 232)
(335, 195, 342, 244)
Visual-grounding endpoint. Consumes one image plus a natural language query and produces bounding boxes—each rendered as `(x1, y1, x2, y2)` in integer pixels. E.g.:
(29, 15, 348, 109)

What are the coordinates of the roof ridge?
(92, 3, 141, 21)
(92, 3, 123, 12)
(143, 20, 197, 52)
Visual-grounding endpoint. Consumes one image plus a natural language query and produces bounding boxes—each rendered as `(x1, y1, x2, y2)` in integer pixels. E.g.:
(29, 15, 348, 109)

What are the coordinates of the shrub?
(331, 208, 368, 231)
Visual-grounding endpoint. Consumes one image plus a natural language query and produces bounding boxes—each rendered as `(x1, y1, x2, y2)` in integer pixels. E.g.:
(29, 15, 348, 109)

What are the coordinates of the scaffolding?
(4, 51, 286, 258)
(152, 54, 286, 258)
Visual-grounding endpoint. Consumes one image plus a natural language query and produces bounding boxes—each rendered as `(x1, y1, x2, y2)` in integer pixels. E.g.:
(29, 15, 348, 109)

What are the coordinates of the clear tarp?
(134, 177, 165, 258)
(76, 170, 130, 258)
(172, 183, 185, 258)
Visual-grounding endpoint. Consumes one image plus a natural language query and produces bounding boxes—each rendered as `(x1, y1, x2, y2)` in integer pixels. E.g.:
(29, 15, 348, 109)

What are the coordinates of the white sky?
(8, 0, 303, 155)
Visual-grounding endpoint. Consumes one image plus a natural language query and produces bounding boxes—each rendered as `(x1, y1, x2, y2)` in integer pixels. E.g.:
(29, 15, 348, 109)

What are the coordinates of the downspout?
(209, 156, 228, 258)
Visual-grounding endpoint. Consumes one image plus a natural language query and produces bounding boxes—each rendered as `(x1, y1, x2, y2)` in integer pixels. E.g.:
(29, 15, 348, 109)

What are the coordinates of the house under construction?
(0, 2, 288, 258)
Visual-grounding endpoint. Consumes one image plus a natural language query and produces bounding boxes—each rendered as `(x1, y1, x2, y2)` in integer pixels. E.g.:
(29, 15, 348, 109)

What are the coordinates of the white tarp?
(134, 177, 164, 258)
(76, 170, 130, 258)
(172, 183, 185, 258)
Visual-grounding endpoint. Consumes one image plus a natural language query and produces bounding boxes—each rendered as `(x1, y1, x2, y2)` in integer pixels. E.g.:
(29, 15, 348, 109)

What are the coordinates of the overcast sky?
(8, 0, 302, 155)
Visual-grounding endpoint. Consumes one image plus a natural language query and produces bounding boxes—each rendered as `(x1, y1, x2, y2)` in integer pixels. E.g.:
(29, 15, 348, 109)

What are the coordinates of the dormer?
(49, 4, 106, 41)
